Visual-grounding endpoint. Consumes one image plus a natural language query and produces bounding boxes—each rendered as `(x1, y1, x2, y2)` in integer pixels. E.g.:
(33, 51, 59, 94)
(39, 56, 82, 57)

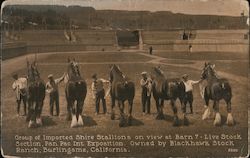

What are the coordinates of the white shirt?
(12, 77, 27, 100)
(140, 78, 152, 96)
(140, 78, 152, 88)
(46, 76, 64, 94)
(12, 78, 27, 90)
(183, 80, 199, 92)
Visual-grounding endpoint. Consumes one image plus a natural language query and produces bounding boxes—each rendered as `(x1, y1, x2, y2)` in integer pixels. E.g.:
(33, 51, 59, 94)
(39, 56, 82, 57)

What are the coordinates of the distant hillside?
(2, 5, 248, 30)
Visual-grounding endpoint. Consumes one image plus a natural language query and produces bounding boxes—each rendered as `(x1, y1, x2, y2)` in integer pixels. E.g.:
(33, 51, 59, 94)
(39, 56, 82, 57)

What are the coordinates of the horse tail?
(223, 82, 232, 98)
(128, 82, 135, 99)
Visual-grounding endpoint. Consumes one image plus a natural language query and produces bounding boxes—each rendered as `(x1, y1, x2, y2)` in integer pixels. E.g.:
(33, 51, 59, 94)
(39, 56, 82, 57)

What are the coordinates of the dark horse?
(26, 60, 46, 128)
(110, 64, 135, 127)
(201, 62, 233, 126)
(150, 66, 187, 126)
(65, 58, 87, 128)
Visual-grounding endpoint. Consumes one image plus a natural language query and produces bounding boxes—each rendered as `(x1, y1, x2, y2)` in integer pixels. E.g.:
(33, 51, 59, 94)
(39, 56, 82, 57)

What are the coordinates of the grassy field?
(1, 51, 249, 157)
(154, 51, 249, 60)
(38, 51, 152, 63)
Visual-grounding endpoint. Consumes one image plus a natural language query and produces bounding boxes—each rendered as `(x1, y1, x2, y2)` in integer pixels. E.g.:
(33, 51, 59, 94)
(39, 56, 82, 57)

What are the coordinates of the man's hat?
(48, 74, 53, 79)
(92, 73, 97, 79)
(141, 71, 147, 75)
(182, 74, 188, 79)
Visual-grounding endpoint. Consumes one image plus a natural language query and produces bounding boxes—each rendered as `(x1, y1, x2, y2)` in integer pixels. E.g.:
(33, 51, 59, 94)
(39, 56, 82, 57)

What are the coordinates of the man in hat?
(46, 73, 65, 116)
(182, 74, 201, 114)
(91, 74, 109, 115)
(140, 71, 152, 115)
(12, 73, 27, 116)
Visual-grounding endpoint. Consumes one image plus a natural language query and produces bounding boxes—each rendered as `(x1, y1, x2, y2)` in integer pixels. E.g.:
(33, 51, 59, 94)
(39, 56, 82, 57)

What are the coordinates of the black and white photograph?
(1, 0, 249, 157)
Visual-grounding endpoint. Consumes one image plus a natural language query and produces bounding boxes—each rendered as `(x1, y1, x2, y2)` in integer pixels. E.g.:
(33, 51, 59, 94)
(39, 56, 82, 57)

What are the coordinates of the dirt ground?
(1, 51, 249, 157)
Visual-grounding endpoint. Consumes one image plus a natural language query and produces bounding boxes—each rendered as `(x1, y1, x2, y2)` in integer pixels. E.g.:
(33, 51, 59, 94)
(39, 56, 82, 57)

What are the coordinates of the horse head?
(201, 62, 216, 80)
(109, 64, 124, 82)
(27, 59, 40, 82)
(151, 66, 164, 79)
(67, 58, 81, 77)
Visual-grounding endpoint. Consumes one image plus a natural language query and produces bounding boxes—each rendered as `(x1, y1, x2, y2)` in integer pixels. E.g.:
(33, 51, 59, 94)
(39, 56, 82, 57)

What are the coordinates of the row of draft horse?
(25, 58, 234, 128)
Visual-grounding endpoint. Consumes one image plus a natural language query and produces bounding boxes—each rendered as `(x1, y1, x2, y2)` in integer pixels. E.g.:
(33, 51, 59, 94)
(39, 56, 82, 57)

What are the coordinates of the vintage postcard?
(1, 0, 249, 157)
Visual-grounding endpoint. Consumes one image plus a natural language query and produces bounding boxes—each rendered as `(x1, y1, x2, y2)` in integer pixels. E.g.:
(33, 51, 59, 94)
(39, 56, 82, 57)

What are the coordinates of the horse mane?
(66, 59, 84, 82)
(27, 61, 40, 82)
(67, 61, 81, 78)
(206, 65, 218, 79)
(110, 64, 126, 82)
(113, 64, 123, 74)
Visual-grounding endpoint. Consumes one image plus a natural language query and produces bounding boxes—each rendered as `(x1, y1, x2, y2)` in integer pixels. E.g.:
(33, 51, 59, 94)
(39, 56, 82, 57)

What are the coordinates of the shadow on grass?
(131, 117, 144, 127)
(155, 114, 195, 126)
(42, 116, 57, 126)
(83, 115, 98, 127)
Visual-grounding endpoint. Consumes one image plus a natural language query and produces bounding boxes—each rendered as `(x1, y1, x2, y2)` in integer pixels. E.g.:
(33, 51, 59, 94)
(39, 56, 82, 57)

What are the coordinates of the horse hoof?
(173, 116, 179, 127)
(202, 107, 211, 120)
(128, 116, 132, 126)
(213, 113, 221, 126)
(77, 115, 84, 127)
(119, 117, 126, 127)
(70, 115, 78, 128)
(183, 116, 189, 126)
(36, 118, 43, 126)
(155, 114, 161, 120)
(226, 113, 234, 126)
(28, 120, 35, 128)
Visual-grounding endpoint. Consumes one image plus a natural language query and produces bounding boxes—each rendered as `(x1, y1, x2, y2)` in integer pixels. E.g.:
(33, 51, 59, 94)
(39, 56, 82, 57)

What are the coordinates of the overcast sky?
(2, 0, 249, 16)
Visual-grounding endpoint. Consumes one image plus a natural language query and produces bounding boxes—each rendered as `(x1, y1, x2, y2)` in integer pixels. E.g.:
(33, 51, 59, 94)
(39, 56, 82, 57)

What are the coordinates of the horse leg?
(77, 100, 84, 127)
(171, 99, 179, 126)
(155, 98, 161, 120)
(26, 99, 32, 122)
(159, 99, 164, 119)
(66, 98, 72, 121)
(23, 95, 27, 116)
(111, 96, 115, 120)
(189, 93, 193, 114)
(202, 91, 211, 120)
(28, 101, 36, 128)
(127, 99, 133, 126)
(225, 99, 234, 126)
(36, 101, 43, 127)
(118, 100, 125, 127)
(180, 98, 189, 126)
(213, 100, 221, 126)
(70, 101, 78, 128)
(182, 97, 187, 114)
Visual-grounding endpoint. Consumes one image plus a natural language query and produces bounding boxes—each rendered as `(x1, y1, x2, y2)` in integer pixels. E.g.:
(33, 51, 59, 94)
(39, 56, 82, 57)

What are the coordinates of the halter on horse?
(65, 58, 87, 128)
(151, 66, 187, 126)
(26, 60, 46, 128)
(109, 64, 135, 127)
(67, 58, 81, 80)
(201, 62, 234, 126)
